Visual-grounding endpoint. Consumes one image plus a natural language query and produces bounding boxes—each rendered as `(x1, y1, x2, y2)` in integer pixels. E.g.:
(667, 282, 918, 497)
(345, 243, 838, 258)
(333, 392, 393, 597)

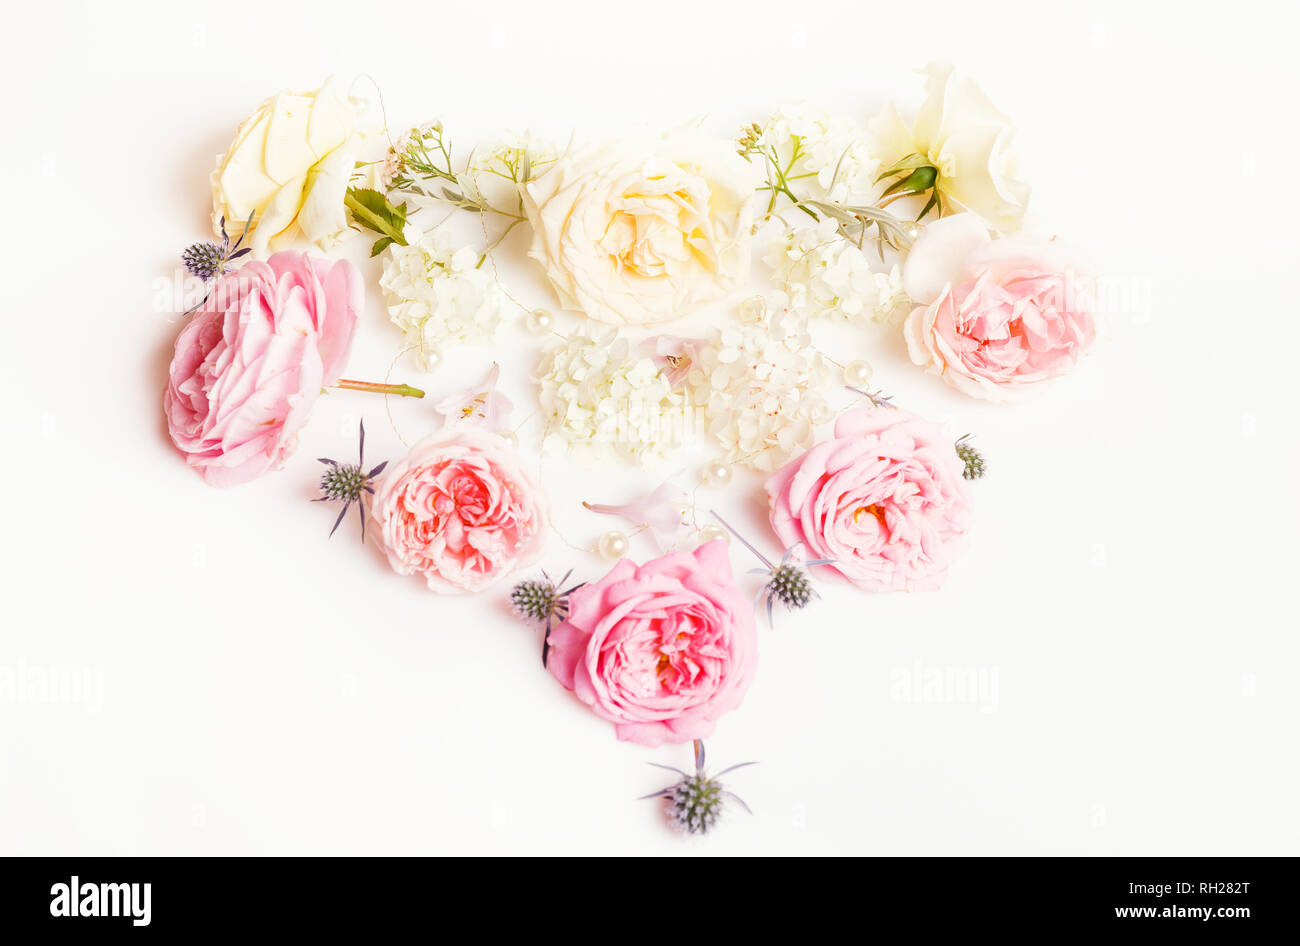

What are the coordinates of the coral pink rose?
(370, 431, 547, 593)
(164, 252, 360, 486)
(766, 407, 971, 593)
(902, 213, 1095, 401)
(546, 541, 757, 747)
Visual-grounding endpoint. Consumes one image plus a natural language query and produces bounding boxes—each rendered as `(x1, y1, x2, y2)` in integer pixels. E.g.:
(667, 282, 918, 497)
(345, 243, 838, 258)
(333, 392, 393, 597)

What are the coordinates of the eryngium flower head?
(955, 434, 986, 480)
(510, 570, 584, 667)
(511, 577, 567, 625)
(182, 241, 227, 281)
(669, 773, 724, 835)
(320, 463, 367, 502)
(643, 740, 754, 836)
(181, 214, 252, 281)
(709, 511, 831, 628)
(315, 419, 387, 540)
(767, 561, 813, 610)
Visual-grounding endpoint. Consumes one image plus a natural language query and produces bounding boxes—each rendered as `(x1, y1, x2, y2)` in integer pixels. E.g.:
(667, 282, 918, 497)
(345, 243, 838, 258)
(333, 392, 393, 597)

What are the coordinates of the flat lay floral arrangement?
(163, 64, 1096, 836)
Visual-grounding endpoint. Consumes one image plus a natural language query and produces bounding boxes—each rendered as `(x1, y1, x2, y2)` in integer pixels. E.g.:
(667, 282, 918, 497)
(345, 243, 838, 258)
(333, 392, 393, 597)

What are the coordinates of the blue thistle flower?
(511, 570, 584, 667)
(642, 740, 755, 836)
(315, 419, 388, 541)
(709, 511, 832, 628)
(955, 434, 986, 480)
(181, 213, 254, 313)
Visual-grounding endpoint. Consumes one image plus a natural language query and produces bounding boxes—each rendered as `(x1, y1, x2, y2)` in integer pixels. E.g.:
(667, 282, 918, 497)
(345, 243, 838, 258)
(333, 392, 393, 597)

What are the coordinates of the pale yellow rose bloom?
(522, 132, 762, 325)
(210, 76, 375, 256)
(870, 62, 1030, 233)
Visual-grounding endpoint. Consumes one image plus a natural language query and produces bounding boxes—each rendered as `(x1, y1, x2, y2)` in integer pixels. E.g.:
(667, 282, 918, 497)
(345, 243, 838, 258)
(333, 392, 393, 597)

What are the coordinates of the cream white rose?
(870, 62, 1030, 233)
(210, 75, 378, 257)
(522, 132, 762, 325)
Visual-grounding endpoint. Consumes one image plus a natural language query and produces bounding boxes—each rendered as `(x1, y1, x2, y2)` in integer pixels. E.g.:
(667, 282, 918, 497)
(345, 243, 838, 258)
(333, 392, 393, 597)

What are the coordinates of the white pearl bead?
(526, 308, 554, 333)
(703, 461, 732, 486)
(697, 525, 730, 546)
(843, 360, 873, 387)
(423, 349, 442, 370)
(598, 530, 629, 560)
(496, 429, 518, 447)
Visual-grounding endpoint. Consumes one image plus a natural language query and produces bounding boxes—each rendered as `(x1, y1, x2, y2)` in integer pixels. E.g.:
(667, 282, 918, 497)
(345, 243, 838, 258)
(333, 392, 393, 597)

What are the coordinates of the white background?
(2, 0, 1297, 855)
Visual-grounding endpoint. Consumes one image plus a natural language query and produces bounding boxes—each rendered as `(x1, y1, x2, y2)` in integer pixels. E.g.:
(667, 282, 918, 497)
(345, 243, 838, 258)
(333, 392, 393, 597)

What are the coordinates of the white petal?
(902, 212, 990, 304)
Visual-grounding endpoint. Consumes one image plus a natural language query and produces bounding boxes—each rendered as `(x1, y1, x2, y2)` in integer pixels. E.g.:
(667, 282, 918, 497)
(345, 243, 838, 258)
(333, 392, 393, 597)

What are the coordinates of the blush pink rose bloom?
(902, 213, 1095, 401)
(765, 407, 972, 593)
(369, 431, 547, 593)
(164, 252, 360, 486)
(546, 541, 757, 747)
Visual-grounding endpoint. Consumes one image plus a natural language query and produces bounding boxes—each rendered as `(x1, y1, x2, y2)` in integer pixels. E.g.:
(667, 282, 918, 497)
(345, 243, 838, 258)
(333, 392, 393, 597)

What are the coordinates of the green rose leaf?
(345, 187, 409, 246)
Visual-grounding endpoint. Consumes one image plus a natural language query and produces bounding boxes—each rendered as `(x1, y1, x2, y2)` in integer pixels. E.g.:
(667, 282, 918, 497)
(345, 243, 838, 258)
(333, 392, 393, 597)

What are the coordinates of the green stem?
(333, 378, 425, 399)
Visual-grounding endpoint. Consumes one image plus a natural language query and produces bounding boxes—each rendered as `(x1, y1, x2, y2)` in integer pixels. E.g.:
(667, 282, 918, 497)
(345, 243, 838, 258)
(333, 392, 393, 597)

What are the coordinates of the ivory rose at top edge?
(870, 61, 1030, 234)
(210, 75, 380, 257)
(522, 131, 763, 326)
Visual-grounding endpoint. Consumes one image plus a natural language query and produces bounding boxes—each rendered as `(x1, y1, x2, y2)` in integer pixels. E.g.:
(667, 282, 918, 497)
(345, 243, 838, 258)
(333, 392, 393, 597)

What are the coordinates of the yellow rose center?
(600, 170, 716, 278)
(853, 504, 885, 527)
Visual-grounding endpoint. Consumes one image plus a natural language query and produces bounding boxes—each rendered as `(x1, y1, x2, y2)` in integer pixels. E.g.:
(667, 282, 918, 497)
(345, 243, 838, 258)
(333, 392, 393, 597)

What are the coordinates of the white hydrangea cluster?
(686, 300, 835, 473)
(765, 220, 908, 322)
(752, 104, 880, 204)
(379, 229, 506, 371)
(457, 131, 558, 214)
(536, 329, 698, 466)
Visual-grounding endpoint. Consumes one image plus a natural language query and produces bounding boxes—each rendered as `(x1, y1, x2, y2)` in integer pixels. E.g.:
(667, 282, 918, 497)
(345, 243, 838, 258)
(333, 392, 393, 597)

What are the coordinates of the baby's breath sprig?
(737, 121, 917, 253)
(955, 434, 986, 480)
(391, 122, 529, 217)
(709, 511, 831, 628)
(735, 122, 763, 156)
(381, 122, 535, 262)
(314, 419, 388, 541)
(739, 126, 819, 223)
(642, 740, 755, 836)
(388, 121, 457, 194)
(510, 570, 585, 667)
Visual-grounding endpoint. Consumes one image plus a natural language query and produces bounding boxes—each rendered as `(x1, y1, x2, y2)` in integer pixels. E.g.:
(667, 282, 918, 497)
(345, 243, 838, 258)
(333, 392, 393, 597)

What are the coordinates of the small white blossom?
(352, 122, 434, 192)
(751, 104, 880, 204)
(433, 363, 513, 430)
(535, 329, 697, 466)
(457, 131, 558, 214)
(766, 220, 908, 322)
(686, 300, 835, 472)
(379, 229, 506, 371)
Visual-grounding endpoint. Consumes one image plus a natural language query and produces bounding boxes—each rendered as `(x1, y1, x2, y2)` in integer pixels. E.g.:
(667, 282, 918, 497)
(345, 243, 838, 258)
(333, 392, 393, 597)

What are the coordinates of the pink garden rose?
(546, 541, 757, 747)
(370, 431, 547, 593)
(765, 407, 972, 593)
(902, 213, 1095, 401)
(164, 252, 360, 486)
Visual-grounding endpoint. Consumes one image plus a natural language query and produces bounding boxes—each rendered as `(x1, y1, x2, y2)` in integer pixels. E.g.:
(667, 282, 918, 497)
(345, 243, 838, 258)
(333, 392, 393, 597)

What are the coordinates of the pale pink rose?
(902, 213, 1095, 401)
(546, 541, 757, 747)
(164, 252, 360, 486)
(765, 407, 971, 593)
(369, 431, 547, 593)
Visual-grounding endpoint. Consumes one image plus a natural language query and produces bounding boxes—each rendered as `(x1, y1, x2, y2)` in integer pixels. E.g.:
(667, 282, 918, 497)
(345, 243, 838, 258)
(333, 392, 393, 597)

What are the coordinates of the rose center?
(853, 503, 885, 526)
